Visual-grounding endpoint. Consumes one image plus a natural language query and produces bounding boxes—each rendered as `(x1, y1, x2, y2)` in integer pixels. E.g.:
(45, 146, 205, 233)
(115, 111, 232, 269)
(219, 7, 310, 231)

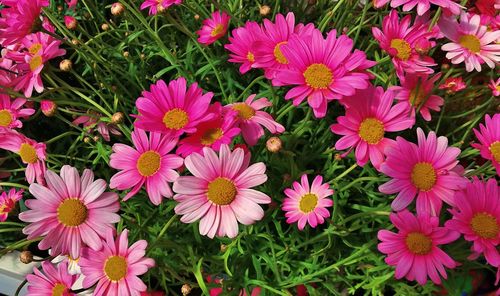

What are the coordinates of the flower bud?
(259, 5, 271, 16)
(266, 136, 282, 153)
(111, 3, 125, 16)
(41, 100, 57, 117)
(59, 59, 72, 72)
(101, 23, 110, 31)
(181, 284, 192, 296)
(19, 251, 33, 264)
(111, 112, 124, 124)
(64, 15, 77, 30)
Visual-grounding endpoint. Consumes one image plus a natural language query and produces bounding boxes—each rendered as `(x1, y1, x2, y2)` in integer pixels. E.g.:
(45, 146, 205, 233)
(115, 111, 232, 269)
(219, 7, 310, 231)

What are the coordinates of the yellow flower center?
(390, 38, 412, 60)
(489, 141, 500, 163)
(29, 55, 43, 71)
(273, 41, 288, 64)
(207, 177, 237, 205)
(57, 199, 88, 227)
(471, 212, 499, 239)
(409, 88, 426, 106)
(211, 24, 225, 37)
(29, 43, 43, 55)
(358, 118, 385, 144)
(299, 193, 318, 213)
(0, 109, 13, 127)
(18, 143, 38, 164)
(459, 34, 481, 53)
(405, 232, 432, 255)
(247, 51, 255, 63)
(163, 108, 189, 130)
(232, 103, 255, 120)
(51, 283, 68, 296)
(303, 63, 333, 89)
(200, 128, 223, 146)
(411, 162, 437, 191)
(104, 255, 128, 282)
(136, 151, 161, 177)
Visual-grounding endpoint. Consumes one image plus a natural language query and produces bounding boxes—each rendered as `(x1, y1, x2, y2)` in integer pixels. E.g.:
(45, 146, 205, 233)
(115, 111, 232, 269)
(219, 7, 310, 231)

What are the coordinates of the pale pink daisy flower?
(80, 229, 155, 296)
(390, 73, 444, 121)
(140, 0, 182, 15)
(378, 210, 459, 285)
(134, 77, 214, 137)
(225, 95, 285, 146)
(440, 13, 500, 72)
(73, 112, 122, 142)
(446, 177, 500, 267)
(26, 261, 77, 296)
(489, 77, 500, 96)
(18, 165, 120, 259)
(110, 128, 183, 205)
(331, 86, 414, 170)
(224, 21, 264, 74)
(373, 0, 461, 15)
(379, 128, 467, 215)
(472, 114, 500, 175)
(438, 76, 466, 93)
(282, 174, 333, 231)
(176, 103, 240, 157)
(0, 93, 35, 128)
(0, 0, 49, 45)
(276, 29, 375, 118)
(197, 11, 231, 45)
(173, 144, 271, 238)
(0, 188, 23, 222)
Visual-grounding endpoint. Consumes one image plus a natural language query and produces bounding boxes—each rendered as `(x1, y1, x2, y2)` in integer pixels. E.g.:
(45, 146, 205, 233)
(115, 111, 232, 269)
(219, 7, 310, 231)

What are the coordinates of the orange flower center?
(137, 151, 161, 177)
(459, 34, 481, 53)
(104, 255, 128, 282)
(211, 24, 225, 37)
(299, 193, 318, 213)
(29, 43, 43, 55)
(273, 41, 288, 64)
(207, 177, 237, 205)
(57, 199, 88, 227)
(247, 51, 255, 63)
(406, 232, 432, 255)
(29, 55, 43, 71)
(0, 109, 13, 127)
(200, 128, 223, 146)
(303, 63, 333, 89)
(489, 141, 500, 163)
(232, 103, 255, 120)
(471, 212, 499, 239)
(358, 118, 385, 144)
(18, 143, 38, 164)
(163, 108, 189, 130)
(411, 162, 436, 191)
(390, 38, 411, 60)
(51, 283, 68, 296)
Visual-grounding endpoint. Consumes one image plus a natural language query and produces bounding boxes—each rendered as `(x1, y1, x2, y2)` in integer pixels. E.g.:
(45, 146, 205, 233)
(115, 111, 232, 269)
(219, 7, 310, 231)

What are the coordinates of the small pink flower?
(110, 128, 183, 205)
(438, 76, 466, 93)
(378, 210, 459, 285)
(80, 229, 155, 296)
(282, 174, 333, 230)
(0, 93, 35, 128)
(26, 261, 77, 296)
(140, 0, 182, 15)
(489, 77, 500, 96)
(225, 21, 264, 74)
(0, 188, 23, 221)
(40, 99, 57, 116)
(73, 112, 121, 141)
(64, 15, 77, 30)
(331, 86, 414, 170)
(0, 0, 49, 45)
(173, 144, 271, 238)
(197, 11, 231, 45)
(373, 0, 461, 15)
(225, 95, 285, 146)
(472, 114, 500, 176)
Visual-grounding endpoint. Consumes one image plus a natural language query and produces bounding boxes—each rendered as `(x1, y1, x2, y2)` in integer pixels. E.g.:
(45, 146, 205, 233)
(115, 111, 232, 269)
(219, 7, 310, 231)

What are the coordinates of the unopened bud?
(101, 23, 110, 31)
(194, 14, 200, 20)
(111, 3, 125, 16)
(59, 59, 72, 72)
(123, 51, 129, 58)
(83, 137, 91, 143)
(64, 16, 77, 30)
(266, 136, 282, 153)
(41, 100, 57, 117)
(259, 5, 271, 16)
(181, 284, 192, 296)
(220, 244, 228, 253)
(111, 112, 124, 124)
(19, 251, 33, 264)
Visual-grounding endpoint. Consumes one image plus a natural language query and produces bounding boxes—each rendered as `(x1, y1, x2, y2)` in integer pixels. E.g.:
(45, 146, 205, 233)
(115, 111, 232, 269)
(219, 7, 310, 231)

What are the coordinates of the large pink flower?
(0, 93, 35, 129)
(331, 86, 414, 170)
(197, 11, 231, 45)
(379, 128, 467, 215)
(80, 229, 155, 296)
(225, 21, 264, 74)
(472, 114, 500, 175)
(373, 0, 461, 15)
(173, 144, 271, 238)
(26, 261, 77, 296)
(110, 128, 183, 205)
(0, 188, 23, 222)
(276, 29, 375, 118)
(19, 165, 120, 259)
(0, 0, 49, 45)
(378, 210, 459, 285)
(140, 0, 182, 15)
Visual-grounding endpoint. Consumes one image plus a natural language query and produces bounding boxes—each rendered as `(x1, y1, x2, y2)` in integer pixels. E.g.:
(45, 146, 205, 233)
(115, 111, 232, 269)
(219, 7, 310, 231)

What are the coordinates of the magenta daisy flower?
(0, 93, 35, 129)
(110, 128, 183, 205)
(173, 144, 271, 238)
(140, 0, 182, 15)
(378, 210, 459, 285)
(26, 261, 77, 296)
(373, 0, 461, 15)
(18, 165, 120, 259)
(488, 77, 500, 96)
(390, 73, 444, 121)
(197, 11, 231, 45)
(440, 13, 500, 72)
(330, 86, 414, 170)
(0, 0, 49, 45)
(224, 21, 263, 74)
(276, 29, 375, 118)
(445, 177, 500, 267)
(176, 103, 240, 157)
(379, 128, 467, 215)
(80, 229, 155, 295)
(0, 188, 23, 222)
(438, 76, 466, 93)
(225, 94, 285, 146)
(472, 114, 500, 175)
(282, 174, 333, 231)
(134, 77, 214, 137)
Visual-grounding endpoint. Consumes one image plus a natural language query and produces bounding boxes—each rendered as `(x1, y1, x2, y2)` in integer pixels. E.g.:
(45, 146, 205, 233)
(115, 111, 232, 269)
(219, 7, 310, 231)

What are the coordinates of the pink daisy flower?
(440, 13, 500, 72)
(489, 77, 500, 96)
(176, 103, 240, 157)
(373, 0, 461, 15)
(73, 112, 121, 141)
(330, 86, 414, 170)
(472, 114, 500, 175)
(446, 177, 500, 267)
(173, 144, 271, 238)
(372, 10, 437, 77)
(0, 0, 49, 45)
(140, 0, 182, 15)
(26, 261, 77, 296)
(438, 76, 466, 93)
(0, 188, 23, 222)
(378, 210, 459, 285)
(379, 128, 467, 215)
(0, 93, 35, 129)
(0, 129, 46, 184)
(134, 77, 213, 137)
(390, 73, 444, 121)
(225, 95, 285, 146)
(110, 128, 183, 205)
(80, 229, 155, 296)
(282, 174, 333, 231)
(224, 21, 263, 74)
(197, 11, 231, 45)
(276, 29, 375, 118)
(18, 165, 120, 259)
